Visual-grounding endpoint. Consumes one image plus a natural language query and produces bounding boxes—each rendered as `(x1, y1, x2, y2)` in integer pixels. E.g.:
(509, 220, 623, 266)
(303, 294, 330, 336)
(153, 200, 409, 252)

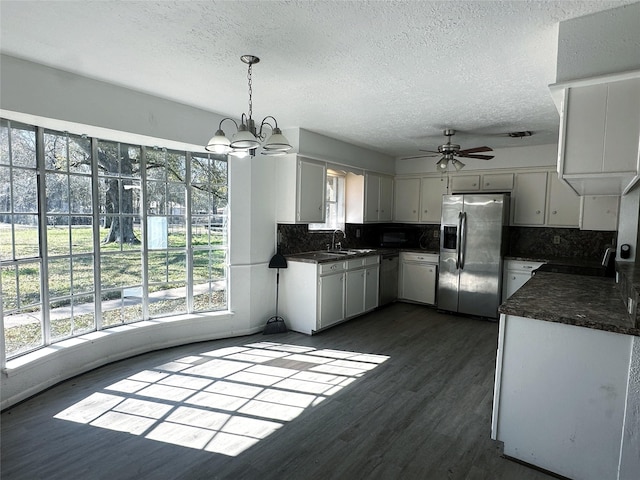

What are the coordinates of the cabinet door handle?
(552, 210, 557, 215)
(536, 210, 541, 214)
(424, 209, 428, 213)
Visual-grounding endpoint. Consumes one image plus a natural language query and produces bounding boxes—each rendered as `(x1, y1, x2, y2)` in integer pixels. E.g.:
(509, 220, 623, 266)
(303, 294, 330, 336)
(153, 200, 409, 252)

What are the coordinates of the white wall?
(0, 54, 277, 408)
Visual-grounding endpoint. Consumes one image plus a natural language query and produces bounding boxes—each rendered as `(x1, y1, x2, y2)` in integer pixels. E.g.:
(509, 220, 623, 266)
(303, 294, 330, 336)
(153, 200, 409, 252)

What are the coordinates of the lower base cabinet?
(398, 252, 438, 305)
(280, 255, 380, 335)
(502, 260, 545, 302)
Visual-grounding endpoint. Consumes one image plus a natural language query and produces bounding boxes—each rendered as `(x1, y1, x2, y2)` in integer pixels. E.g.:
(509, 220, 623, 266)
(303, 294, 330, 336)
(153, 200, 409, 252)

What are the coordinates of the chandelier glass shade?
(205, 55, 292, 157)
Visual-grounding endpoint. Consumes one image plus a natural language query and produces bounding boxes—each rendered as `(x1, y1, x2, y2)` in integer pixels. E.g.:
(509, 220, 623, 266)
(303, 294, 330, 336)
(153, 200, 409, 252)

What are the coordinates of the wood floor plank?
(1, 303, 556, 480)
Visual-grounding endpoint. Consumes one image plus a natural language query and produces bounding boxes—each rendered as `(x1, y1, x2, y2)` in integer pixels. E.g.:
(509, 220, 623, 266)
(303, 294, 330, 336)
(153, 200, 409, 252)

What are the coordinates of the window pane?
(47, 223, 71, 256)
(100, 253, 142, 289)
(44, 131, 68, 171)
(3, 305, 43, 358)
(68, 136, 91, 175)
(12, 169, 38, 213)
(48, 257, 71, 298)
(0, 166, 10, 212)
(70, 222, 94, 254)
(10, 125, 36, 168)
(12, 220, 39, 259)
(69, 176, 92, 213)
(72, 255, 95, 294)
(0, 120, 9, 165)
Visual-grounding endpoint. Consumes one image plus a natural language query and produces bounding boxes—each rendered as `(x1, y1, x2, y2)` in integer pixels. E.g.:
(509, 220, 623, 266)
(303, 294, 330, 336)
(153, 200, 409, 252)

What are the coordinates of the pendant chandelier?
(205, 55, 293, 157)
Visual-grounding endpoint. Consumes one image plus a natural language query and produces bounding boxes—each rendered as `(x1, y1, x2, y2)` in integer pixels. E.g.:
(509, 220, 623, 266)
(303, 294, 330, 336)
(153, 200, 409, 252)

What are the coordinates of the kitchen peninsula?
(491, 268, 639, 480)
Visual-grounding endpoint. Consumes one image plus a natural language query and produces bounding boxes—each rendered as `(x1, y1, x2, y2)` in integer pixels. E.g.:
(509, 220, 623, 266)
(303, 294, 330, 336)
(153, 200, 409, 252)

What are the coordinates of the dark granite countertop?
(505, 255, 604, 269)
(286, 248, 439, 264)
(499, 271, 638, 336)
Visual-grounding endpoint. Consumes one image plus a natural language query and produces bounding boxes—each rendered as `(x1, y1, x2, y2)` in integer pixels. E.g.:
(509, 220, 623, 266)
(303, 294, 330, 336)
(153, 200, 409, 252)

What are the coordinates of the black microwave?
(379, 227, 418, 248)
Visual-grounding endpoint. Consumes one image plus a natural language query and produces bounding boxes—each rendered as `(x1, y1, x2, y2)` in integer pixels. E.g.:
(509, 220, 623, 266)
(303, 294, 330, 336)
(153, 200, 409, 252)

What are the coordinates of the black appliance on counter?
(379, 227, 419, 248)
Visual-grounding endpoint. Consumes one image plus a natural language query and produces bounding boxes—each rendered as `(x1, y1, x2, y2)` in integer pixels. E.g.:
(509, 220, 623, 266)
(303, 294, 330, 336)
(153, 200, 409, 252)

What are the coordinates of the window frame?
(0, 119, 229, 361)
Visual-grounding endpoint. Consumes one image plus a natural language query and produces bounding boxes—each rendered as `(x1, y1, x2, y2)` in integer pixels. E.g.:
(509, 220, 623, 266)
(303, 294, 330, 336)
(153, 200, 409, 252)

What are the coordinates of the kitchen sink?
(326, 249, 376, 255)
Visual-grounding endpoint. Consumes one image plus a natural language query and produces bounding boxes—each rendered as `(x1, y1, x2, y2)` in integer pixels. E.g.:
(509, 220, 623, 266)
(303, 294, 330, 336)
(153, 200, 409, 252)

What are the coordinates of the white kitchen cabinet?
(512, 171, 547, 226)
(398, 252, 438, 305)
(546, 173, 580, 227)
(450, 174, 480, 192)
(347, 172, 393, 223)
(364, 263, 379, 311)
(580, 195, 619, 231)
(364, 173, 393, 222)
(279, 255, 379, 335)
(553, 74, 640, 195)
(482, 173, 514, 191)
(345, 262, 366, 318)
(493, 315, 634, 480)
(346, 257, 380, 317)
(276, 156, 326, 223)
(393, 177, 421, 222)
(502, 260, 545, 302)
(420, 176, 448, 223)
(319, 268, 345, 329)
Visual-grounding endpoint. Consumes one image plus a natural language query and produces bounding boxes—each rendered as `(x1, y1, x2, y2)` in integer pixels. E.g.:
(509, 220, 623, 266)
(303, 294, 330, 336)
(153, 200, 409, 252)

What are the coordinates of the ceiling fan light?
(452, 159, 465, 171)
(263, 128, 293, 152)
(230, 124, 260, 150)
(205, 129, 231, 154)
(436, 158, 448, 172)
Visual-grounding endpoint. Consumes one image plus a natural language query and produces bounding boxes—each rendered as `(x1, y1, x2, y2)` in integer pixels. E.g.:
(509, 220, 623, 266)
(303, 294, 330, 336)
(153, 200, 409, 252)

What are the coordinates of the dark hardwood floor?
(1, 303, 555, 480)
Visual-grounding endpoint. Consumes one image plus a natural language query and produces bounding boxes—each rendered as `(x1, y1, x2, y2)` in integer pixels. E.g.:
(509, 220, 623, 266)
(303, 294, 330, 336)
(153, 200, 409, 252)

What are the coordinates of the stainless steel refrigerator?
(438, 194, 509, 318)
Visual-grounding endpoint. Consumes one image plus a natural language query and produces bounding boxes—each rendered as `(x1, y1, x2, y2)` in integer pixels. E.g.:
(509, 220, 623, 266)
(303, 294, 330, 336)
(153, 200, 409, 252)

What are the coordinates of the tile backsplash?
(277, 223, 616, 260)
(508, 227, 616, 259)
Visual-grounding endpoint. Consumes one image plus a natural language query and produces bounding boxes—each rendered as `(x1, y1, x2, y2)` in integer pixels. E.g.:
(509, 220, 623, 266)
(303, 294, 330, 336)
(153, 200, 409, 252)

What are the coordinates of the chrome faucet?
(331, 229, 345, 250)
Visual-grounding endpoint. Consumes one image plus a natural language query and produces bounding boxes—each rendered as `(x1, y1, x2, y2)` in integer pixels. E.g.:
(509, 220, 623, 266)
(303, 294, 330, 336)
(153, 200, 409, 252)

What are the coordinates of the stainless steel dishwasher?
(379, 252, 399, 306)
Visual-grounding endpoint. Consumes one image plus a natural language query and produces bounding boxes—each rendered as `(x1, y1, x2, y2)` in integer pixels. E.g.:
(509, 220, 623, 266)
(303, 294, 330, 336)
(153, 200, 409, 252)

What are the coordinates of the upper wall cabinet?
(546, 173, 580, 227)
(420, 176, 449, 223)
(551, 72, 640, 195)
(393, 177, 421, 222)
(276, 156, 326, 224)
(450, 173, 513, 193)
(346, 172, 393, 223)
(512, 171, 548, 226)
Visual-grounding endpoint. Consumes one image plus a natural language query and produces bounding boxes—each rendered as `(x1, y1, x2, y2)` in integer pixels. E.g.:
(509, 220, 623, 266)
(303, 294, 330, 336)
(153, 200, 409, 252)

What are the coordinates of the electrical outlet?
(355, 228, 361, 238)
(553, 235, 560, 245)
(629, 298, 635, 315)
(433, 230, 439, 238)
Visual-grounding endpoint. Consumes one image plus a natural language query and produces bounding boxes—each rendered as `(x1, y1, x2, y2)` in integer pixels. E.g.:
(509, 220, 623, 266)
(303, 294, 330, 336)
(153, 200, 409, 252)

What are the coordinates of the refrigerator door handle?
(460, 212, 467, 270)
(455, 212, 462, 269)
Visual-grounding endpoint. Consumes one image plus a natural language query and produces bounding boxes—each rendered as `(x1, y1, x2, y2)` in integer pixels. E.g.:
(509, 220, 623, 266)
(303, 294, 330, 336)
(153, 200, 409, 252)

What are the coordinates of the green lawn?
(2, 223, 227, 357)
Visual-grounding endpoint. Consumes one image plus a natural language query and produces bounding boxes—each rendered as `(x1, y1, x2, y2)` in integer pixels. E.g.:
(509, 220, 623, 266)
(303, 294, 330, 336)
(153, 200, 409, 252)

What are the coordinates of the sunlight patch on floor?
(54, 341, 389, 457)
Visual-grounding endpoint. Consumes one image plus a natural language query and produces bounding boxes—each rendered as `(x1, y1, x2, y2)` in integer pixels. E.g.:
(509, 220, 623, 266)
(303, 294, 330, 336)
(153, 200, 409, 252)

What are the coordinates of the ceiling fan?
(406, 129, 494, 172)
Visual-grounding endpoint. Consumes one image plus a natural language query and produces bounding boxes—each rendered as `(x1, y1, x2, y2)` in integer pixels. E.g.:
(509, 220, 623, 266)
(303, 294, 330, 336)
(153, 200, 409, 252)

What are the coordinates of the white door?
(319, 273, 344, 328)
(364, 266, 379, 311)
(345, 270, 365, 318)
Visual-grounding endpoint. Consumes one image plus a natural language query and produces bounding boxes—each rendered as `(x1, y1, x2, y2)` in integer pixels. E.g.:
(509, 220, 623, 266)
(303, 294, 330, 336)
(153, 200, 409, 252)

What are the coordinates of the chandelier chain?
(247, 63, 253, 119)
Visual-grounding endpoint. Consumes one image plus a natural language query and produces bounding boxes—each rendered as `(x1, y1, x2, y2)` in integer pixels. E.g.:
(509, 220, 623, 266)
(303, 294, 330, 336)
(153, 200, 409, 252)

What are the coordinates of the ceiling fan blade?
(458, 146, 493, 154)
(459, 154, 495, 160)
(418, 149, 440, 157)
(399, 154, 435, 160)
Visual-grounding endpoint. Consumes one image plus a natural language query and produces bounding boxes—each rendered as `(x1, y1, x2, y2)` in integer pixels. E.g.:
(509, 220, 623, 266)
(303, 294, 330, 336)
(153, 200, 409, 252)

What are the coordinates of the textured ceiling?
(0, 0, 637, 158)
